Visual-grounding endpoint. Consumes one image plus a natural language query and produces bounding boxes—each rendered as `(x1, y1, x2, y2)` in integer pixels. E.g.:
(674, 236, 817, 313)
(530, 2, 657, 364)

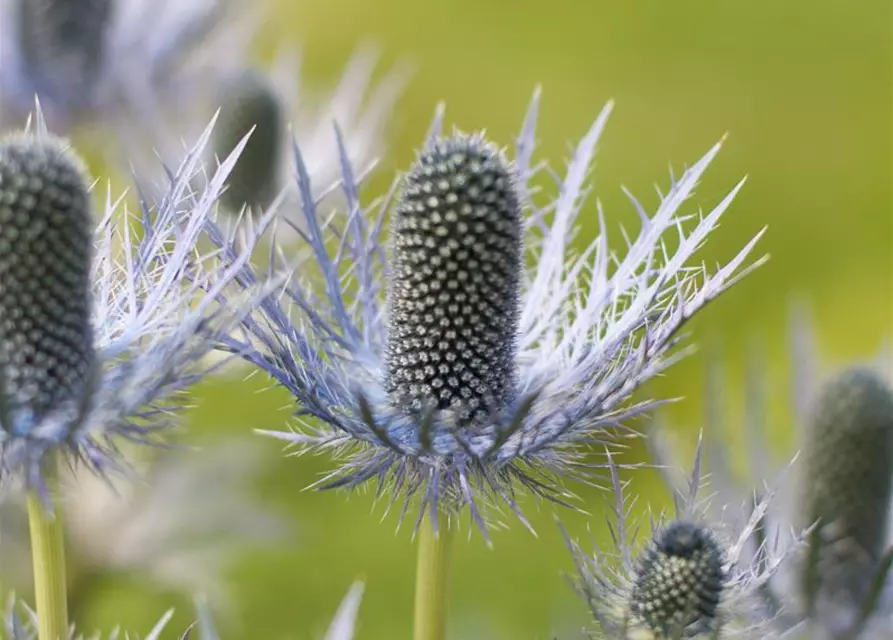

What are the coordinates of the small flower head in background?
(212, 70, 284, 215)
(0, 105, 271, 493)
(650, 305, 893, 638)
(209, 45, 410, 225)
(564, 445, 800, 639)
(0, 439, 287, 607)
(205, 87, 766, 538)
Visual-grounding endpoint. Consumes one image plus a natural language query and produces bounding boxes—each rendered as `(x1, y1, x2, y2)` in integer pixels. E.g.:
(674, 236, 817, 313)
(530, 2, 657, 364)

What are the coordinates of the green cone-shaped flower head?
(799, 366, 893, 601)
(213, 70, 284, 214)
(0, 133, 94, 433)
(386, 133, 522, 423)
(628, 521, 726, 638)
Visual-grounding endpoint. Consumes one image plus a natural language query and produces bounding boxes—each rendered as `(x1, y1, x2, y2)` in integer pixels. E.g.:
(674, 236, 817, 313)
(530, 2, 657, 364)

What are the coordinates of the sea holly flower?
(0, 104, 272, 491)
(204, 88, 766, 535)
(564, 444, 803, 639)
(650, 307, 893, 638)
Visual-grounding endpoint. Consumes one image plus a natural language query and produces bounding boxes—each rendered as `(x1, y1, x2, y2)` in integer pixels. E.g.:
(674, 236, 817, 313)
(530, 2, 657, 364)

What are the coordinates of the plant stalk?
(27, 459, 69, 640)
(412, 514, 453, 640)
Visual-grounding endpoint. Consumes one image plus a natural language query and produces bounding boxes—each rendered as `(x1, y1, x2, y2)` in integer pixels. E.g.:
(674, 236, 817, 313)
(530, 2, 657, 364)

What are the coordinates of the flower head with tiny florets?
(564, 442, 804, 638)
(0, 104, 274, 494)
(204, 89, 767, 537)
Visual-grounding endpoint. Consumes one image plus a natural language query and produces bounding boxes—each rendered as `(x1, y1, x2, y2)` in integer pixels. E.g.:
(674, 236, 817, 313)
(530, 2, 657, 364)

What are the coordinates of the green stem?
(27, 460, 69, 640)
(412, 515, 452, 640)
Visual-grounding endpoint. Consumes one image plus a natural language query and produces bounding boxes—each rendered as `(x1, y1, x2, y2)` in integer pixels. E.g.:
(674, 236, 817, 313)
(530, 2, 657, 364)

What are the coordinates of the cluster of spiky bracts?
(649, 308, 893, 639)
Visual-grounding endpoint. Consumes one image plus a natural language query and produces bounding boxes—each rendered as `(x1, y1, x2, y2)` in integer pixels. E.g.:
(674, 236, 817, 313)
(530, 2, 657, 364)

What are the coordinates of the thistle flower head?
(649, 305, 893, 638)
(213, 70, 284, 214)
(565, 445, 800, 639)
(0, 104, 272, 492)
(386, 133, 522, 421)
(205, 89, 766, 536)
(629, 521, 726, 637)
(799, 367, 893, 598)
(0, 132, 95, 430)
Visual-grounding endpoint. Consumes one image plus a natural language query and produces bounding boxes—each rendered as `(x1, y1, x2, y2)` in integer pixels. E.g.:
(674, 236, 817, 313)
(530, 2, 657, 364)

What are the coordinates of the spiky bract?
(16, 0, 112, 114)
(0, 106, 272, 491)
(205, 89, 765, 535)
(386, 133, 521, 421)
(0, 134, 94, 430)
(214, 70, 284, 214)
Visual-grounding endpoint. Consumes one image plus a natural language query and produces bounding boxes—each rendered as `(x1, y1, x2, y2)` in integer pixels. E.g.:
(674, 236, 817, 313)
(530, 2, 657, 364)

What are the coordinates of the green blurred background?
(75, 0, 890, 638)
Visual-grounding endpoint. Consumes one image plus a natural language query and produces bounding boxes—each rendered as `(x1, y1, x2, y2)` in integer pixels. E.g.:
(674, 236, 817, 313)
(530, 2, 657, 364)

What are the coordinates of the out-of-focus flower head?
(5, 580, 366, 639)
(0, 104, 274, 493)
(650, 305, 893, 639)
(203, 88, 767, 539)
(0, 439, 287, 606)
(0, 0, 258, 135)
(209, 45, 410, 228)
(564, 442, 804, 639)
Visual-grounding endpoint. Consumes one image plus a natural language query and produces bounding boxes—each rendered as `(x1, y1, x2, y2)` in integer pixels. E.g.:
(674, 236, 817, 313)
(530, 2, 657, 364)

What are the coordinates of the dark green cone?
(799, 366, 893, 603)
(0, 135, 94, 430)
(385, 133, 522, 423)
(628, 521, 726, 638)
(213, 70, 284, 214)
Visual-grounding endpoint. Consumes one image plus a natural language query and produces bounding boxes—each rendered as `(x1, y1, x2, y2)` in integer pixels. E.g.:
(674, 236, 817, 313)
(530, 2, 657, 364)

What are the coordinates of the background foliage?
(74, 1, 890, 637)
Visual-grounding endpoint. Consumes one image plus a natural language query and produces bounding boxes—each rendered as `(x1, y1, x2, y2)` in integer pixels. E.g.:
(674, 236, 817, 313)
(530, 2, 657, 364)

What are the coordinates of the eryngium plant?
(649, 306, 893, 639)
(204, 89, 766, 535)
(564, 445, 798, 638)
(0, 106, 270, 488)
(5, 605, 195, 640)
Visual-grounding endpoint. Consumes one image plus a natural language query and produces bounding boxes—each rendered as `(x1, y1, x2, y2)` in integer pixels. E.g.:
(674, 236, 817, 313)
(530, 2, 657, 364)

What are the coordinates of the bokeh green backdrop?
(76, 1, 890, 638)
